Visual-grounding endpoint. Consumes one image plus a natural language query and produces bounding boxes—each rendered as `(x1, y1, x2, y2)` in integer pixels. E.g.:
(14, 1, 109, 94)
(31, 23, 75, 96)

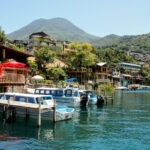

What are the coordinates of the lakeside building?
(67, 62, 110, 85)
(118, 62, 141, 73)
(0, 62, 29, 92)
(28, 32, 58, 54)
(0, 44, 32, 92)
(0, 44, 32, 63)
(2, 31, 148, 88)
(92, 62, 110, 83)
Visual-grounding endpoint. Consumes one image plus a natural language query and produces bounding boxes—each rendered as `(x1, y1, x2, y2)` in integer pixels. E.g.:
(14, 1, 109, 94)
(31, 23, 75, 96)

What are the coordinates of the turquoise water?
(0, 92, 150, 150)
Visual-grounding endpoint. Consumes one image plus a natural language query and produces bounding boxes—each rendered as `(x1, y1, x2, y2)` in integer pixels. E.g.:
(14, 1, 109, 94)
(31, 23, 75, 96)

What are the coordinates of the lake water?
(0, 92, 150, 150)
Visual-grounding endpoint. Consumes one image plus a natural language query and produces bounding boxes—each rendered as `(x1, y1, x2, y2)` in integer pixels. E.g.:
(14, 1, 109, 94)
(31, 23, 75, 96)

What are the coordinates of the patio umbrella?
(1, 61, 26, 68)
(31, 75, 44, 80)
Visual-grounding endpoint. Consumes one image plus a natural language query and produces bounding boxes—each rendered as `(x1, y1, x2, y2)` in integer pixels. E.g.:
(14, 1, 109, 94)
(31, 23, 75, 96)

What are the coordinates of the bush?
(98, 82, 114, 96)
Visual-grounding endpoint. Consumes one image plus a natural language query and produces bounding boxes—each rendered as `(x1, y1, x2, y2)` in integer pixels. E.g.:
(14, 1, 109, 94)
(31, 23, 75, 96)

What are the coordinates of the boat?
(0, 93, 74, 121)
(134, 86, 150, 92)
(79, 90, 97, 105)
(26, 87, 35, 94)
(34, 87, 85, 107)
(115, 86, 129, 91)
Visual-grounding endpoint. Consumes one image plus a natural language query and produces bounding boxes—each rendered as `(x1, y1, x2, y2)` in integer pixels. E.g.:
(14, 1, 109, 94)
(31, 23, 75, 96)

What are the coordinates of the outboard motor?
(97, 95, 104, 106)
(80, 93, 89, 107)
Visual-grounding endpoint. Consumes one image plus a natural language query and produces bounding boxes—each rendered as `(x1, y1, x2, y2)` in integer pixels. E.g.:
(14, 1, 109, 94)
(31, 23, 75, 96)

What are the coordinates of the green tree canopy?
(68, 42, 96, 68)
(34, 47, 55, 72)
(93, 47, 136, 69)
(34, 47, 55, 69)
(46, 67, 67, 81)
(0, 27, 6, 44)
(27, 59, 38, 76)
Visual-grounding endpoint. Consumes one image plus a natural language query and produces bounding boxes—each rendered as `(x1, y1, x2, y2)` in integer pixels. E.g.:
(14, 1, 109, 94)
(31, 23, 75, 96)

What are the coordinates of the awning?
(1, 61, 26, 68)
(65, 78, 78, 82)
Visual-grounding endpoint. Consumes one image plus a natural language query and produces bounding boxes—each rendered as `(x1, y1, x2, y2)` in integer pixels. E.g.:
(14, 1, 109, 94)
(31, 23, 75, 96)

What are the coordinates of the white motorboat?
(0, 93, 74, 121)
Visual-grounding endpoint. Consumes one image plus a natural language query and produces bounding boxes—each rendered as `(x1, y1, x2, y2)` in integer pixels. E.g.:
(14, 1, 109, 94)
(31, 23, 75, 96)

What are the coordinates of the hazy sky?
(0, 0, 150, 37)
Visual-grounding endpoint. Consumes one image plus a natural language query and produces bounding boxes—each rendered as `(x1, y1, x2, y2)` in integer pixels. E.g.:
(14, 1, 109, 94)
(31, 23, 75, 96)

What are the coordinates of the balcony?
(96, 79, 110, 83)
(0, 73, 26, 85)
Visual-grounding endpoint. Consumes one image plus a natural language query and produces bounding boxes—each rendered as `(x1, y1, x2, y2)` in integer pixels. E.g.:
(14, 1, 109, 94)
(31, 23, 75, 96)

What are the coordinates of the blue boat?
(79, 90, 98, 105)
(34, 87, 83, 107)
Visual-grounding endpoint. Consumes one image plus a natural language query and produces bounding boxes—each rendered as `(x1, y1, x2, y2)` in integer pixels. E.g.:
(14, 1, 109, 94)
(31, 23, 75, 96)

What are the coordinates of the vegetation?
(2, 24, 150, 85)
(27, 59, 38, 76)
(24, 41, 150, 85)
(98, 82, 114, 96)
(93, 47, 136, 71)
(27, 47, 67, 82)
(46, 67, 67, 81)
(67, 42, 96, 68)
(0, 27, 6, 44)
(6, 17, 150, 55)
(6, 42, 26, 52)
(34, 47, 55, 73)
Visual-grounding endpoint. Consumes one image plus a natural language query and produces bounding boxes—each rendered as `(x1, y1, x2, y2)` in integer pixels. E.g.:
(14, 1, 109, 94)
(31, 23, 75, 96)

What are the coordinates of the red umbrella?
(1, 61, 26, 68)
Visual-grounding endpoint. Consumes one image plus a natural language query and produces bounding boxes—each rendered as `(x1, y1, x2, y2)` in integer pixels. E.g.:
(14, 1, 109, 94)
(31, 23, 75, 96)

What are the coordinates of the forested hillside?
(95, 34, 150, 54)
(6, 17, 150, 54)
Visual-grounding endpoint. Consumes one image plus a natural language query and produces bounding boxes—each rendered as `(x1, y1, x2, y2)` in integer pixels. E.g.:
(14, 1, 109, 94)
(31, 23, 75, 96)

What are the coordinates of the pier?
(103, 96, 114, 105)
(0, 99, 56, 127)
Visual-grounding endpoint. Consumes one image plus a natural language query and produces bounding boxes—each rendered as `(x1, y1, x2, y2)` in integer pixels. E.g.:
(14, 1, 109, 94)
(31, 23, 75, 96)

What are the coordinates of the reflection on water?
(0, 92, 150, 150)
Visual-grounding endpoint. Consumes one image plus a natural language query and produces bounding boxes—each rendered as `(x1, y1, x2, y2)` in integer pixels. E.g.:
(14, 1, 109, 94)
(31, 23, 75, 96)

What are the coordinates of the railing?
(94, 70, 108, 74)
(96, 79, 110, 83)
(0, 73, 25, 84)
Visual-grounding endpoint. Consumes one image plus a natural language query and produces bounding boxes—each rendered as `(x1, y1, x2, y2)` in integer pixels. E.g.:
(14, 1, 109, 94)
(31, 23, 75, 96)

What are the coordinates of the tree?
(98, 82, 114, 96)
(68, 42, 96, 68)
(34, 47, 55, 73)
(0, 27, 6, 44)
(27, 59, 38, 76)
(46, 67, 67, 81)
(93, 47, 136, 68)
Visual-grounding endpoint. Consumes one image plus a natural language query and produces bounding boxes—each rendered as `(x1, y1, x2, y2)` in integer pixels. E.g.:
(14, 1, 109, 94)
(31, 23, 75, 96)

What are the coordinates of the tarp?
(65, 78, 78, 82)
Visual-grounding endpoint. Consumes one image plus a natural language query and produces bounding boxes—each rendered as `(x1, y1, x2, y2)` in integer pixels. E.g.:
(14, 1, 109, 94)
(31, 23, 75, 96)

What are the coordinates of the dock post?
(6, 99, 10, 122)
(7, 98, 10, 107)
(53, 99, 56, 123)
(25, 109, 29, 120)
(112, 93, 114, 105)
(2, 105, 6, 124)
(2, 105, 6, 118)
(37, 101, 41, 128)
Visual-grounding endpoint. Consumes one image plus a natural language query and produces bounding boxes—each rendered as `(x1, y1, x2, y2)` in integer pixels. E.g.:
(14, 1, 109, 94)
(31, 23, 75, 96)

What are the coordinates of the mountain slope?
(92, 34, 121, 47)
(7, 18, 99, 42)
(7, 18, 150, 54)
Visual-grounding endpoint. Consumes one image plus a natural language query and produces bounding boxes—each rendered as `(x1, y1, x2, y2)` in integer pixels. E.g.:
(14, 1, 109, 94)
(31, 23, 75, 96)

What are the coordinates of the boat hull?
(88, 98, 97, 105)
(0, 106, 74, 121)
(54, 97, 81, 108)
